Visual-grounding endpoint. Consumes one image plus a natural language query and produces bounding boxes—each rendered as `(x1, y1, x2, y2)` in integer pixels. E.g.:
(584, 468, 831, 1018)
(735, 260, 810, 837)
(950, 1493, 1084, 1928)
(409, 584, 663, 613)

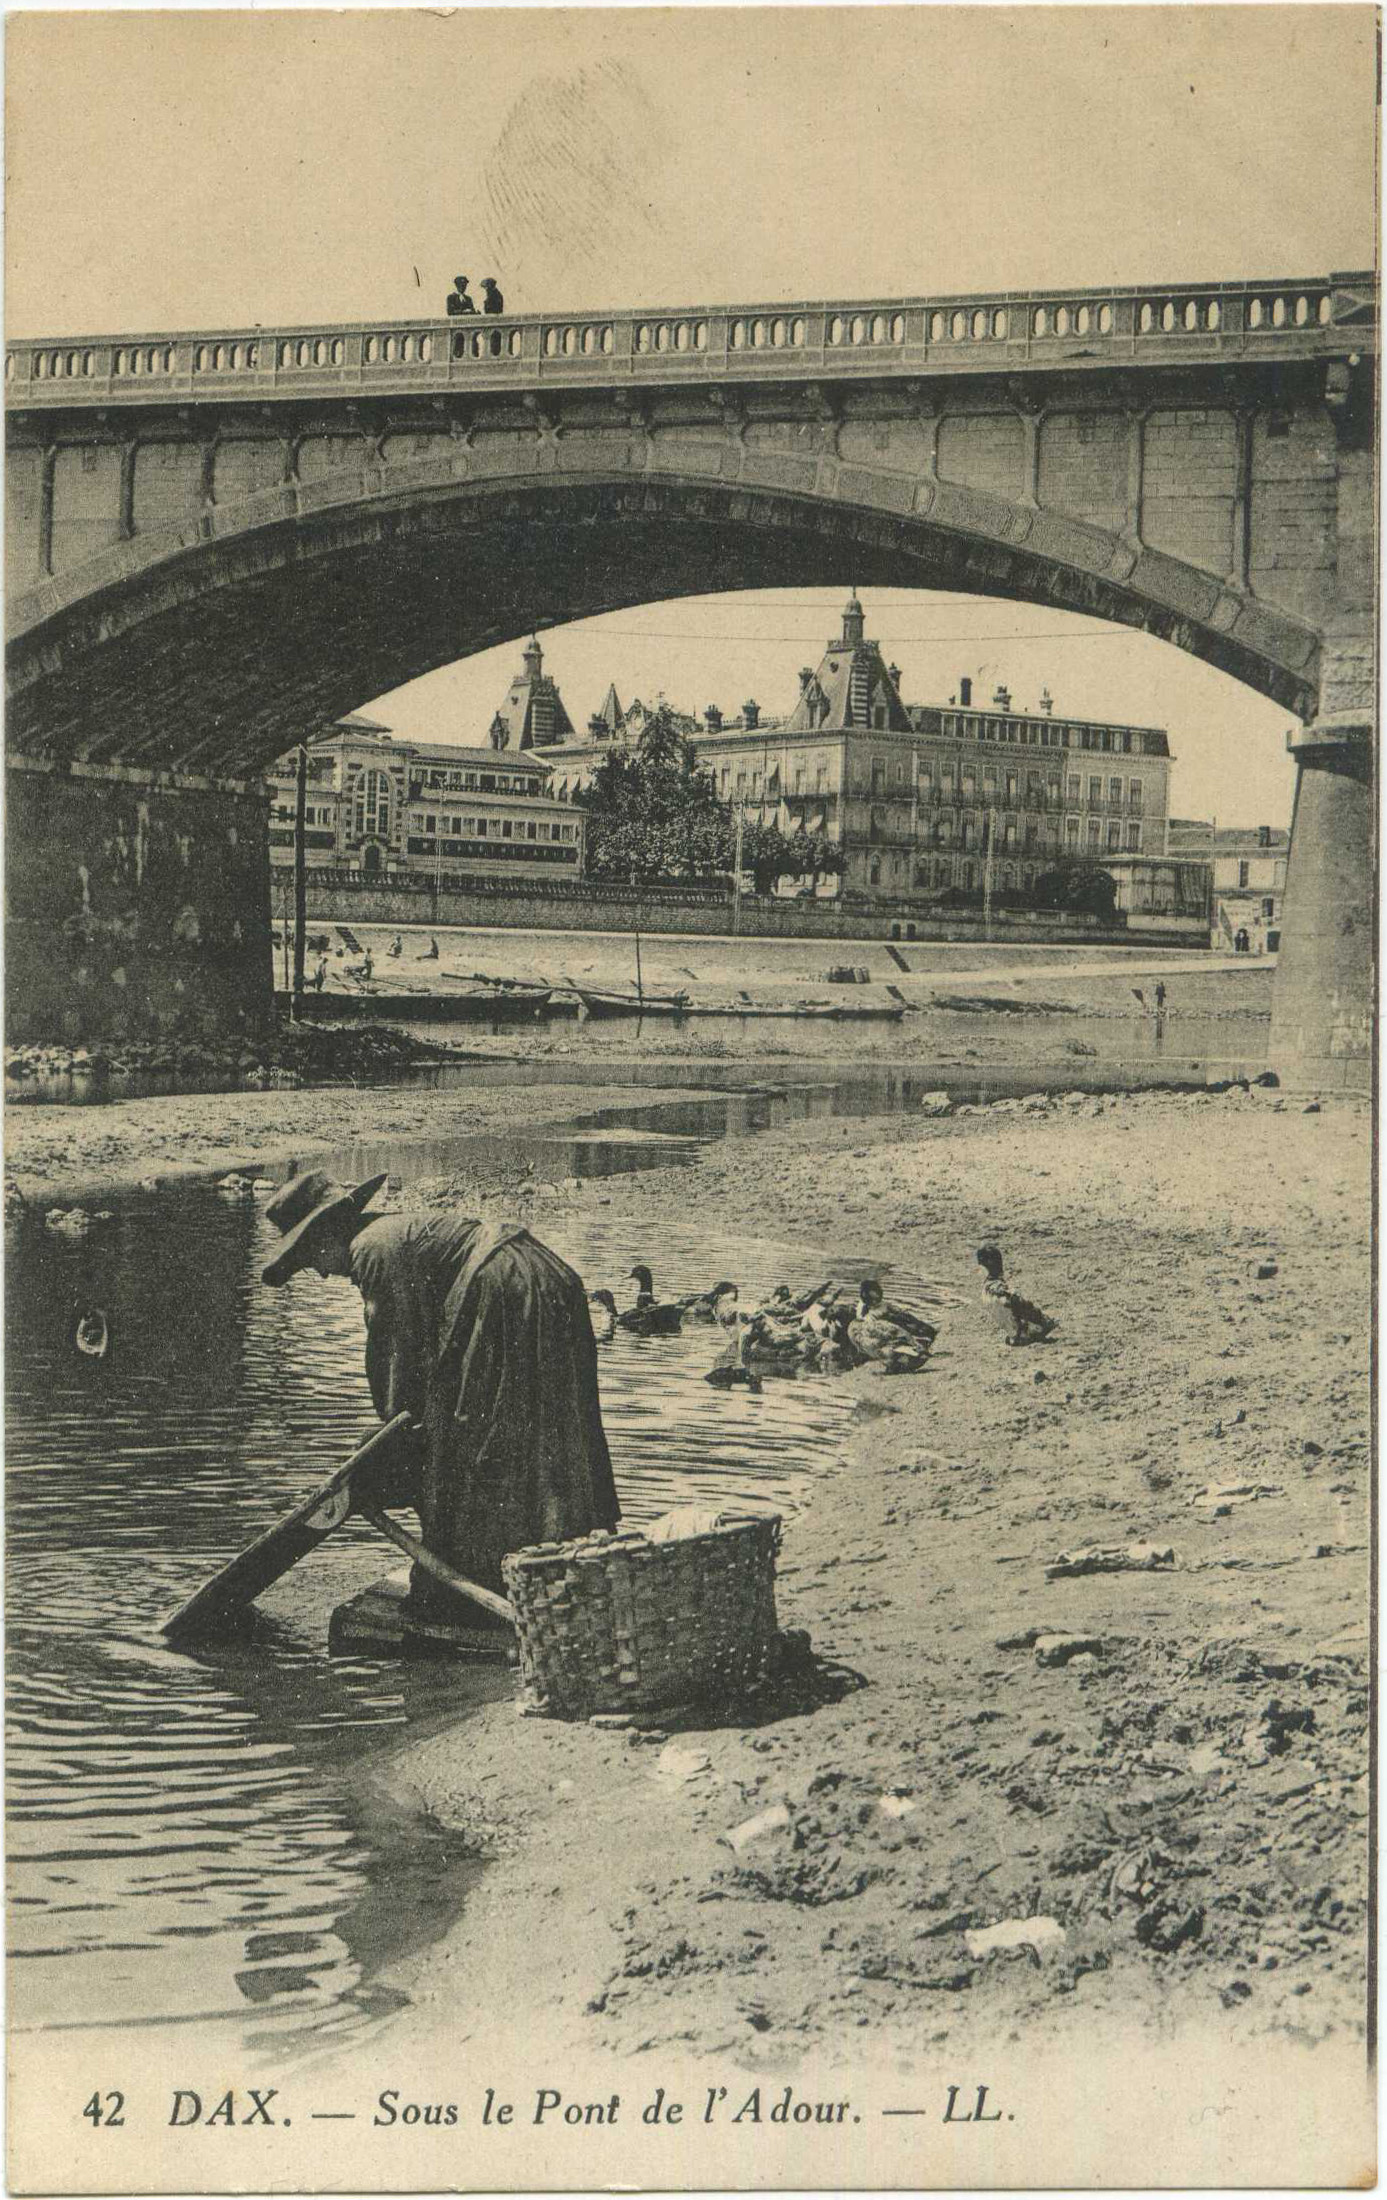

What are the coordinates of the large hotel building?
(538, 594, 1173, 903)
(270, 598, 1182, 911)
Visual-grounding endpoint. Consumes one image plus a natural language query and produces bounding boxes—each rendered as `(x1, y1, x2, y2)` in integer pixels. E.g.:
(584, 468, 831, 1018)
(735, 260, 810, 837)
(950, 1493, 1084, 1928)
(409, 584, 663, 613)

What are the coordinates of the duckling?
(619, 1266, 684, 1336)
(848, 1279, 935, 1375)
(587, 1288, 617, 1342)
(679, 1279, 740, 1324)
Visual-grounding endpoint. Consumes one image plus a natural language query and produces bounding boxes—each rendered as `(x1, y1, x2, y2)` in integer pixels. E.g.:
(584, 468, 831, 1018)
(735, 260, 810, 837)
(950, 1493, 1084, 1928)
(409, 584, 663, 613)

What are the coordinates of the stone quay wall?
(304, 871, 1210, 949)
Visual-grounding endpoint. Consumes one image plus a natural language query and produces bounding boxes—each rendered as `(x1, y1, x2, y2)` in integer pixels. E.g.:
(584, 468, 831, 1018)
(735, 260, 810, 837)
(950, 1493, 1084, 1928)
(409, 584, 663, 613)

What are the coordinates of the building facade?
(536, 595, 1173, 903)
(1167, 820, 1287, 951)
(268, 709, 585, 886)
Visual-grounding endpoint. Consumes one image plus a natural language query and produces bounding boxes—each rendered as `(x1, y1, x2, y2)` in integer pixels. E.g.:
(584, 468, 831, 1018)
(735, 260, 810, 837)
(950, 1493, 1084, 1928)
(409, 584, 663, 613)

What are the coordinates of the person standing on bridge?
(261, 1175, 619, 1621)
(481, 277, 505, 315)
(446, 275, 476, 316)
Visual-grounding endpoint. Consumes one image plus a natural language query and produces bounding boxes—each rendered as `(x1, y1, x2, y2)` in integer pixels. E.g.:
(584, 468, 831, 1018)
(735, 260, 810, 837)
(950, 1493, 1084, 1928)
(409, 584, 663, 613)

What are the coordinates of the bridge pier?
(1268, 686, 1374, 1093)
(5, 755, 274, 1047)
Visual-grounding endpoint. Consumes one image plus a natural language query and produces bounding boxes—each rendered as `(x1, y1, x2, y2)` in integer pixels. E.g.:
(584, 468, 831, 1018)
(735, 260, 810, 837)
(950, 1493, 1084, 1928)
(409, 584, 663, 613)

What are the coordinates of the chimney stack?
(705, 705, 723, 732)
(993, 682, 1011, 711)
(959, 676, 972, 707)
(1040, 687, 1054, 715)
(743, 699, 760, 730)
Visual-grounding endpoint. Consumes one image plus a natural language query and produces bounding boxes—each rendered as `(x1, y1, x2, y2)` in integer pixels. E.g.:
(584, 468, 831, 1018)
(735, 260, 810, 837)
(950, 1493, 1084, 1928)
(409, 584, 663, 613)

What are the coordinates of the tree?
(576, 710, 850, 895)
(798, 830, 847, 893)
(577, 709, 733, 885)
(1033, 863, 1118, 919)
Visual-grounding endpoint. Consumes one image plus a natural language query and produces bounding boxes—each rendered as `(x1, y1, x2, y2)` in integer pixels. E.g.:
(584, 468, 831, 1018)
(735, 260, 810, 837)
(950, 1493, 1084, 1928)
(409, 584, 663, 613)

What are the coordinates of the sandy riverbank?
(5, 952, 1272, 1206)
(275, 1081, 1372, 2082)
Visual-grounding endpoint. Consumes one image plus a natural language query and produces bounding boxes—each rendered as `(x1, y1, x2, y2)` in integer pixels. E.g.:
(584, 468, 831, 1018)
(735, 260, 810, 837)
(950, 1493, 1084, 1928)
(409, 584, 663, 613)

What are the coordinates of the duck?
(801, 1289, 866, 1372)
(704, 1340, 763, 1393)
(620, 1266, 684, 1337)
(848, 1278, 936, 1374)
(737, 1307, 819, 1370)
(679, 1280, 740, 1325)
(587, 1289, 617, 1342)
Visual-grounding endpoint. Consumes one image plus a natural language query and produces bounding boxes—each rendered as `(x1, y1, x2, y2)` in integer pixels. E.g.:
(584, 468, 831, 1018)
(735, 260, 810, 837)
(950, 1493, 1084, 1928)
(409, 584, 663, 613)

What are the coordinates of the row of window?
(865, 829, 1145, 891)
(721, 765, 836, 799)
(931, 715, 1163, 756)
(920, 769, 1146, 809)
(919, 815, 1142, 853)
(411, 813, 578, 844)
(413, 768, 547, 796)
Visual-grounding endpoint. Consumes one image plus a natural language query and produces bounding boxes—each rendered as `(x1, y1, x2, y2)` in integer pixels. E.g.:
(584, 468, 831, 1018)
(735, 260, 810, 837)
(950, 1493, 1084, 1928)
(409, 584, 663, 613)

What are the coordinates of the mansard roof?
(781, 595, 914, 737)
(491, 637, 576, 751)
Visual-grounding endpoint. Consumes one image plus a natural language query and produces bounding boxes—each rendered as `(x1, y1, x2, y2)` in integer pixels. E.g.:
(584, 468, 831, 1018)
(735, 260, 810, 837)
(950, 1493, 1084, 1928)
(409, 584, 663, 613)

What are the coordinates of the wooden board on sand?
(159, 1413, 413, 1642)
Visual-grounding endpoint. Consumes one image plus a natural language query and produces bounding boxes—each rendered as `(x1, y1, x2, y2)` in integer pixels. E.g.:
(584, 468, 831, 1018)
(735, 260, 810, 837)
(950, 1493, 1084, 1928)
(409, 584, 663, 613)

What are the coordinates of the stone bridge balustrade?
(7, 274, 1371, 405)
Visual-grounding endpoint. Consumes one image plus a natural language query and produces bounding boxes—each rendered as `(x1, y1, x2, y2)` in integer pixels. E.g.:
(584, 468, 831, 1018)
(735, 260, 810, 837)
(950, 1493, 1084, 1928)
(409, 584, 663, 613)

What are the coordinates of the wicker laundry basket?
(503, 1512, 782, 1721)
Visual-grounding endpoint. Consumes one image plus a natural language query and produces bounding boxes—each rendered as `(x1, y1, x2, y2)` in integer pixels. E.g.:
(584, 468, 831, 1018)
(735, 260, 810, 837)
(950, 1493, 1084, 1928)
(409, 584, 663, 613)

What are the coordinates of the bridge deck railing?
(6, 273, 1374, 407)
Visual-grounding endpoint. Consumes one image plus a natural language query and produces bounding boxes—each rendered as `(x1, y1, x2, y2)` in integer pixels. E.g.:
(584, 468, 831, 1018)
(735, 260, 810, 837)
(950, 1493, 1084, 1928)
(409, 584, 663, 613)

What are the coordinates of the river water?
(4, 1026, 1261, 2063)
(7, 1157, 951, 2064)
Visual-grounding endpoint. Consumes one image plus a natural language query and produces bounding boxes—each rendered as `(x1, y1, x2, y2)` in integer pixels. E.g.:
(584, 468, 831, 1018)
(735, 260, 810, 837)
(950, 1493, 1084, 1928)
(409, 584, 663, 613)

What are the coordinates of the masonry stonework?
(6, 760, 273, 1044)
(5, 278, 1376, 1074)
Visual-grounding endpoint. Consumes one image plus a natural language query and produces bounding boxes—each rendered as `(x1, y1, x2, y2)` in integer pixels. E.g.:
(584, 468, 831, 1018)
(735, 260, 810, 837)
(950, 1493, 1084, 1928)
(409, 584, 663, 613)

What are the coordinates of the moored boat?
(566, 983, 690, 1019)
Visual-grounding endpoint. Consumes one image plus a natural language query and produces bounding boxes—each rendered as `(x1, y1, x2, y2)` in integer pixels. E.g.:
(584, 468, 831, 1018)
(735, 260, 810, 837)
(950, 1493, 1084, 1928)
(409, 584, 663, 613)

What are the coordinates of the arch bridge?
(5, 270, 1375, 1081)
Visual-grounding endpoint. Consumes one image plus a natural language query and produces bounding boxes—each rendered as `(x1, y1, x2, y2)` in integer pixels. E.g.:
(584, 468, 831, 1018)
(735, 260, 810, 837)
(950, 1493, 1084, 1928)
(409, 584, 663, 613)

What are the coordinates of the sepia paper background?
(5, 6, 1377, 2191)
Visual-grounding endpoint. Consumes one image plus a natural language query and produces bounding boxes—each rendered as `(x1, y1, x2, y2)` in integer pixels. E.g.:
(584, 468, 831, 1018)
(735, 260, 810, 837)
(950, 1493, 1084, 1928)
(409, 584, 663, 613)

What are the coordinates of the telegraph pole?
(983, 807, 997, 941)
(292, 743, 308, 998)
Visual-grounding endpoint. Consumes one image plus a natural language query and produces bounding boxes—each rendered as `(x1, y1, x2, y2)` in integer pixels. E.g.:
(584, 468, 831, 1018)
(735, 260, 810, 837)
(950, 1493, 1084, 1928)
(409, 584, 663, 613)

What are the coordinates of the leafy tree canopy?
(576, 708, 846, 894)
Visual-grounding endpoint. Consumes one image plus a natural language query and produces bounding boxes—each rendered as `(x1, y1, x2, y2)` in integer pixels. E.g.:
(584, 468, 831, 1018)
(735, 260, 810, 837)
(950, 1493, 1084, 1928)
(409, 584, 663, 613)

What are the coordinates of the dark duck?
(621, 1266, 685, 1336)
(678, 1280, 740, 1325)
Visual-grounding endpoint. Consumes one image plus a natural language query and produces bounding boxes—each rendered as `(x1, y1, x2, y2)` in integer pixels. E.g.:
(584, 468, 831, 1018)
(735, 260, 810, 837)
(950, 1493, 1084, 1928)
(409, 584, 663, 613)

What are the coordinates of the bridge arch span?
(7, 461, 1322, 778)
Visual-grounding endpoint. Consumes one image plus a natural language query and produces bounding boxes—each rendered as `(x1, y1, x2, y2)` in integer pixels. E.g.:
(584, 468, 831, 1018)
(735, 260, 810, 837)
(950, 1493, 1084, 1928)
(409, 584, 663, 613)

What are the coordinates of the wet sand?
(329, 1082, 1370, 2073)
(5, 953, 1270, 1207)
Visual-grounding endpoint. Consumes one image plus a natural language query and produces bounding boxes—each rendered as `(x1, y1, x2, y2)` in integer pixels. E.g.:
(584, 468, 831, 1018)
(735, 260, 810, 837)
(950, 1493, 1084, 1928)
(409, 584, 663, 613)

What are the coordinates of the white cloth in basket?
(644, 1505, 770, 1543)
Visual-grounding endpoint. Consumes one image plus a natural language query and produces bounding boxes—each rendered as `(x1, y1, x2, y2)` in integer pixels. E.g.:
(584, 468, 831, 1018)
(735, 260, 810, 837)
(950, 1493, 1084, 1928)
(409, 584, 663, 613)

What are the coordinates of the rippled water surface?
(7, 1175, 946, 2060)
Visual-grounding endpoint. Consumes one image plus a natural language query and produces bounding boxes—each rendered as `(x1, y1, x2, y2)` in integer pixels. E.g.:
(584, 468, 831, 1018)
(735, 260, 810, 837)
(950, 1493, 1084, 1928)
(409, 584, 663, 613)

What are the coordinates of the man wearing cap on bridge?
(262, 1172, 619, 1623)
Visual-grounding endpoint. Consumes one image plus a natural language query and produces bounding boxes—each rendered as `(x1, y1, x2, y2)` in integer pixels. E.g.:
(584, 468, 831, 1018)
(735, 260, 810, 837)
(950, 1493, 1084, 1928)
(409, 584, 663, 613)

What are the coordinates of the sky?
(376, 589, 1305, 829)
(8, 7, 1377, 830)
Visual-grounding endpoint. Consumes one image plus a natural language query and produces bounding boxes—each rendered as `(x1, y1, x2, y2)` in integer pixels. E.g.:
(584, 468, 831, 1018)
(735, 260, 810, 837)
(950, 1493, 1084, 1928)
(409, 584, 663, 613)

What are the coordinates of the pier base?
(1268, 718, 1374, 1093)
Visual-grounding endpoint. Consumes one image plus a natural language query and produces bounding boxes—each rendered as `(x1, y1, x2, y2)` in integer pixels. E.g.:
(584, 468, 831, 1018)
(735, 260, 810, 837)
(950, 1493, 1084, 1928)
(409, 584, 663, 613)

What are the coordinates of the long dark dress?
(349, 1213, 618, 1606)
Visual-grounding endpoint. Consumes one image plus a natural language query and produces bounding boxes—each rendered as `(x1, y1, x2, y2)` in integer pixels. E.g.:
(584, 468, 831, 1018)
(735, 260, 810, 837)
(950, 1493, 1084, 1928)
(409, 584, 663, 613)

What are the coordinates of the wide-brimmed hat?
(262, 1169, 388, 1286)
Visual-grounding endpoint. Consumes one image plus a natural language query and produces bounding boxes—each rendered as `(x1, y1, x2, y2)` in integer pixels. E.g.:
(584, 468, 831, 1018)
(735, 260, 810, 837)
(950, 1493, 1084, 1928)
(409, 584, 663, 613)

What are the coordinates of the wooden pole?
(356, 1506, 516, 1627)
(634, 905, 644, 1008)
(292, 743, 308, 997)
